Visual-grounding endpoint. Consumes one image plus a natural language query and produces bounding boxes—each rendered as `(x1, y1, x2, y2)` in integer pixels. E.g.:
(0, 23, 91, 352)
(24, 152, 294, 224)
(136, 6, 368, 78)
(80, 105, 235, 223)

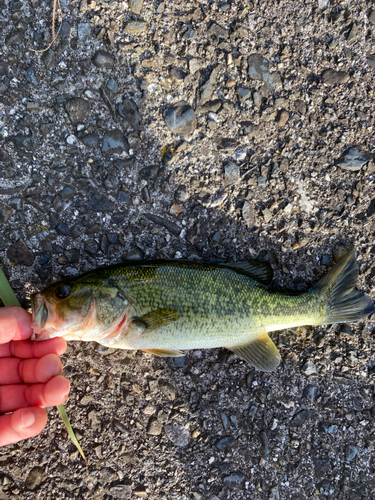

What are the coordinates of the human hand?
(0, 306, 70, 447)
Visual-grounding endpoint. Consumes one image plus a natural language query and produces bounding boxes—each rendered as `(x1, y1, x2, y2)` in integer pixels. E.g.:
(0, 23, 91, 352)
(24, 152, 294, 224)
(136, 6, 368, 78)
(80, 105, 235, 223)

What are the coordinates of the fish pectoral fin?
(135, 307, 180, 332)
(141, 348, 183, 357)
(227, 332, 281, 372)
(224, 260, 273, 285)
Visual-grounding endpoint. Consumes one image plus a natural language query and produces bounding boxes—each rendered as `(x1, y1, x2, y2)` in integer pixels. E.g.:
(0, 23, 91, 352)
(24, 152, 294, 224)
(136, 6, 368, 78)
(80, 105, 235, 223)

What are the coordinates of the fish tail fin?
(310, 249, 374, 324)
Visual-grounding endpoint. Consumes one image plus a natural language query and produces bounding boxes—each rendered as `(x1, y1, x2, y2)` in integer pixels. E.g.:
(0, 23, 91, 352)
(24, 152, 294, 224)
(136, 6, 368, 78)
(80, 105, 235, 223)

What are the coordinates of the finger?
(0, 407, 48, 447)
(0, 376, 70, 413)
(0, 354, 63, 385)
(0, 307, 33, 344)
(0, 337, 67, 359)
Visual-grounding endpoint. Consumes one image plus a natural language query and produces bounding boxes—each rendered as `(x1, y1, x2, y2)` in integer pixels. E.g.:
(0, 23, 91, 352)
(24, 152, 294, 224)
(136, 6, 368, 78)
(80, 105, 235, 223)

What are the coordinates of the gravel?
(1, 0, 375, 499)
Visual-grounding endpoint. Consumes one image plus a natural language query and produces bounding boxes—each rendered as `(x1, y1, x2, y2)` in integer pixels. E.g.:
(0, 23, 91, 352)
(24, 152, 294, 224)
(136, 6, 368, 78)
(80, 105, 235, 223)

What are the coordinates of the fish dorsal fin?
(227, 332, 281, 372)
(134, 307, 180, 332)
(224, 260, 273, 285)
(141, 348, 183, 357)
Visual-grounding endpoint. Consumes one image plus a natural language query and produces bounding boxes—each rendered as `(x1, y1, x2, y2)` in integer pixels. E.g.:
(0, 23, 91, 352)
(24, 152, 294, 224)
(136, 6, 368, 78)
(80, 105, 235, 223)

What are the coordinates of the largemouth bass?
(31, 250, 374, 372)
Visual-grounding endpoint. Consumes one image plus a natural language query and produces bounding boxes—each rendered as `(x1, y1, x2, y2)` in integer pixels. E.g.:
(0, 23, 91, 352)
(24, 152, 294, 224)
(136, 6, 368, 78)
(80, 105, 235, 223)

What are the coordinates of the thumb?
(0, 408, 48, 447)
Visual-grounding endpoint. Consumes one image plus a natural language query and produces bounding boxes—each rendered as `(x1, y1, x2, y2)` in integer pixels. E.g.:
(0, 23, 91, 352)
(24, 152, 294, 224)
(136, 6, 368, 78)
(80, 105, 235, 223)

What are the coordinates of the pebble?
(159, 380, 176, 400)
(321, 422, 338, 435)
(164, 424, 190, 447)
(207, 22, 228, 40)
(5, 30, 23, 45)
(345, 444, 358, 462)
(124, 20, 147, 35)
(262, 208, 272, 223)
(102, 129, 129, 154)
(164, 103, 196, 136)
(64, 98, 90, 126)
(269, 486, 280, 500)
(58, 20, 70, 38)
(25, 67, 38, 86)
(92, 50, 115, 68)
(200, 67, 219, 104)
(248, 53, 282, 88)
(189, 58, 202, 74)
(0, 203, 11, 223)
(183, 28, 196, 40)
(303, 385, 320, 403)
(242, 121, 259, 137)
(64, 248, 80, 263)
(238, 87, 251, 98)
(78, 22, 91, 41)
(87, 193, 114, 211)
(81, 133, 99, 148)
(169, 67, 187, 84)
(224, 472, 245, 488)
(291, 409, 315, 427)
(147, 417, 162, 436)
(106, 78, 117, 93)
(144, 213, 181, 236)
(294, 99, 307, 114)
(174, 186, 189, 203)
(109, 484, 132, 499)
(168, 357, 186, 368)
(242, 200, 254, 227)
(321, 255, 330, 266)
(258, 176, 266, 188)
(336, 148, 368, 171)
(7, 240, 34, 266)
(232, 147, 246, 162)
(170, 203, 182, 215)
(224, 161, 240, 185)
(199, 190, 227, 208)
(346, 23, 359, 44)
(367, 53, 375, 69)
(301, 360, 318, 376)
(276, 110, 289, 126)
(215, 137, 238, 151)
(321, 69, 350, 85)
(220, 412, 230, 430)
(25, 467, 44, 490)
(259, 431, 269, 454)
(9, 129, 35, 153)
(139, 165, 159, 180)
(129, 0, 143, 14)
(124, 247, 144, 260)
(8, 197, 22, 210)
(161, 145, 176, 166)
(196, 99, 222, 114)
(56, 222, 72, 236)
(216, 435, 235, 451)
(119, 191, 128, 203)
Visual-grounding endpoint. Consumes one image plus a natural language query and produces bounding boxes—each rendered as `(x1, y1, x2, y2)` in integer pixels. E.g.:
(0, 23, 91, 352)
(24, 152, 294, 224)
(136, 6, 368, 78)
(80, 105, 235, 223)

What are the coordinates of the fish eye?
(54, 285, 71, 300)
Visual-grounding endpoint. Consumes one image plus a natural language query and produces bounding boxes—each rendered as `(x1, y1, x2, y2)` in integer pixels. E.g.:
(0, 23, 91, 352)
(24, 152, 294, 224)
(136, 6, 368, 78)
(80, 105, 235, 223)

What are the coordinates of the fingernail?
(20, 410, 36, 429)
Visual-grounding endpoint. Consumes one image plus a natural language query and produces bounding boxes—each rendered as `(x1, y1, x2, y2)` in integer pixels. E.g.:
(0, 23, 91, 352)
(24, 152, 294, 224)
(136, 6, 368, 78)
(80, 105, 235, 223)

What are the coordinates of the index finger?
(0, 307, 33, 343)
(0, 337, 67, 358)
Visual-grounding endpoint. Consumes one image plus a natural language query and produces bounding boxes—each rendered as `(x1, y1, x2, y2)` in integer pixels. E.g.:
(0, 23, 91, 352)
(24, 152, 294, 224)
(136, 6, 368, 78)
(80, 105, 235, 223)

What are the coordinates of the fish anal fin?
(135, 307, 180, 332)
(227, 332, 281, 372)
(141, 348, 183, 357)
(224, 260, 273, 285)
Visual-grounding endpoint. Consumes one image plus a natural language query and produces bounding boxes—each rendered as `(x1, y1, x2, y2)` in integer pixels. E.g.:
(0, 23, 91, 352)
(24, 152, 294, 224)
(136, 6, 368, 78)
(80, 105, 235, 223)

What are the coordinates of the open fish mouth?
(31, 293, 60, 340)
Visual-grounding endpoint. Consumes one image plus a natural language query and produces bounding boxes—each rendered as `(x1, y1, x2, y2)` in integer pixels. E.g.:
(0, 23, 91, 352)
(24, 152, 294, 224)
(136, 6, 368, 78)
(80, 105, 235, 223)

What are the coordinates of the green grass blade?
(57, 404, 87, 467)
(0, 267, 86, 467)
(0, 269, 21, 306)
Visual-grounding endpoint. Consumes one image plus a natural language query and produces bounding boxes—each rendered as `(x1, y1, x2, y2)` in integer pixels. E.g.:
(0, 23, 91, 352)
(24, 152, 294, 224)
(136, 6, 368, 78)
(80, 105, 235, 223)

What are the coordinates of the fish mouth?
(31, 293, 60, 341)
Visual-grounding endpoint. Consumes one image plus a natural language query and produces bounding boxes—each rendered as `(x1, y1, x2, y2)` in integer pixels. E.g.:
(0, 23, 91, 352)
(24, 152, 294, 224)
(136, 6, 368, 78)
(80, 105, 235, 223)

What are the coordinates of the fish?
(30, 250, 374, 372)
